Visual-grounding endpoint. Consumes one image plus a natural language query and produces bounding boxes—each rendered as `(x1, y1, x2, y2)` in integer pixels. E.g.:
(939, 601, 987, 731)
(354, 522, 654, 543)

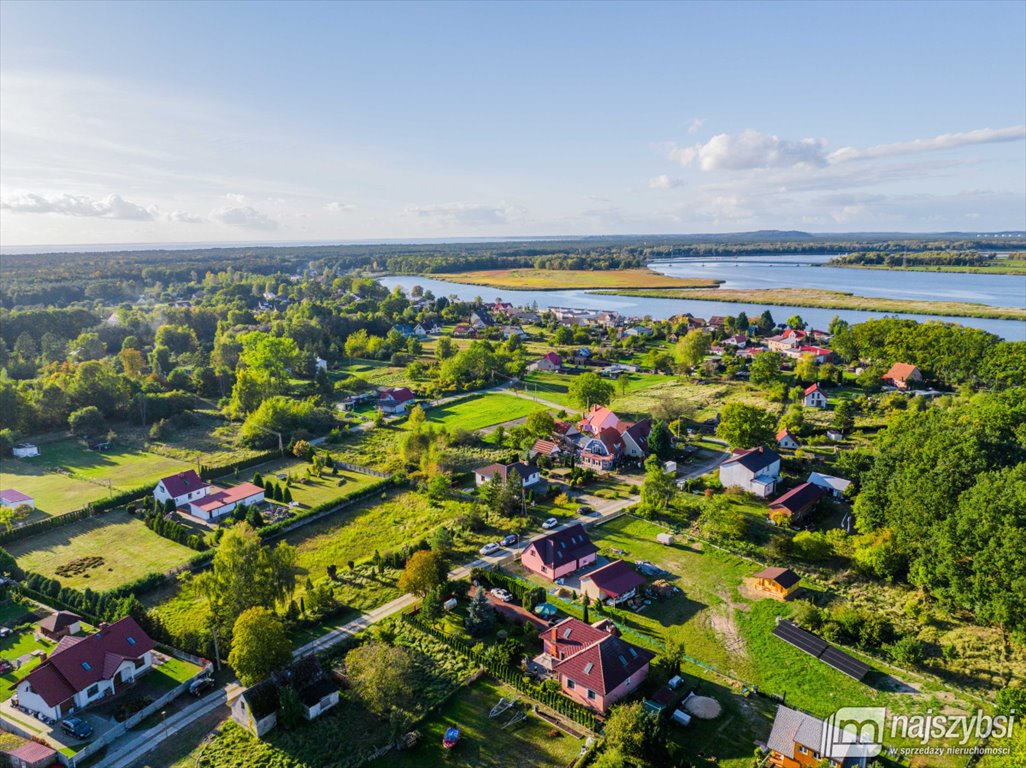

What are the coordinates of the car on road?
(479, 542, 501, 556)
(61, 716, 94, 740)
(189, 676, 215, 697)
(577, 505, 595, 515)
(500, 534, 518, 547)
(490, 588, 513, 602)
(541, 517, 559, 529)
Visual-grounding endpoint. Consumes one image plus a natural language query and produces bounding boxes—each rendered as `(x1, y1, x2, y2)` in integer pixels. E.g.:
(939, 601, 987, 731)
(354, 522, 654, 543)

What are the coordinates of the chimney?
(38, 652, 47, 662)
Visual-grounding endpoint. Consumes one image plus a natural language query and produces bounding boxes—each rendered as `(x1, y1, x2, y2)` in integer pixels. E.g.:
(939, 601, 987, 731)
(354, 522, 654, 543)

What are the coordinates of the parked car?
(479, 542, 500, 556)
(61, 716, 94, 739)
(490, 588, 513, 602)
(577, 505, 595, 515)
(0, 659, 13, 673)
(541, 517, 559, 530)
(189, 676, 215, 697)
(0, 626, 11, 637)
(500, 534, 518, 547)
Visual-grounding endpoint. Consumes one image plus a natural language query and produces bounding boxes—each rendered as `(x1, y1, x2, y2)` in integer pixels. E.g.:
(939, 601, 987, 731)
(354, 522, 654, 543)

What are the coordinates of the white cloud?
(325, 201, 356, 212)
(213, 205, 279, 230)
(828, 125, 1026, 163)
(649, 174, 684, 189)
(0, 191, 156, 220)
(403, 202, 526, 228)
(688, 117, 704, 134)
(670, 130, 829, 171)
(166, 209, 203, 223)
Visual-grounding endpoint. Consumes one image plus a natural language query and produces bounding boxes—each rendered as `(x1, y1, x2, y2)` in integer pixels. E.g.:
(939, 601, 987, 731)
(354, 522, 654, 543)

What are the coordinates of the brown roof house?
(539, 618, 653, 713)
(579, 560, 647, 606)
(882, 362, 923, 390)
(751, 567, 801, 600)
(0, 737, 58, 768)
(36, 611, 82, 642)
(768, 483, 826, 527)
(521, 524, 598, 582)
(12, 617, 154, 720)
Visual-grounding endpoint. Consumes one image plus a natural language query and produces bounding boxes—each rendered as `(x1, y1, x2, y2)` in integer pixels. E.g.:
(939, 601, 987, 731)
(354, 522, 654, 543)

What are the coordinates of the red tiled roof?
(553, 633, 654, 696)
(532, 440, 561, 456)
(884, 362, 920, 381)
(541, 617, 613, 658)
(619, 419, 651, 452)
(803, 383, 824, 396)
(158, 470, 209, 499)
(190, 482, 264, 513)
(473, 462, 538, 483)
(0, 489, 32, 504)
(776, 429, 792, 441)
(525, 524, 598, 568)
(542, 352, 562, 366)
(379, 387, 415, 403)
(14, 617, 154, 707)
(581, 560, 646, 598)
(7, 741, 57, 763)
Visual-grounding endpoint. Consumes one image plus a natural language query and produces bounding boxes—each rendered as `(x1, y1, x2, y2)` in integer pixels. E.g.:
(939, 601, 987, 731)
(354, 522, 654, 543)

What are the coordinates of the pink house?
(540, 618, 653, 713)
(521, 524, 598, 581)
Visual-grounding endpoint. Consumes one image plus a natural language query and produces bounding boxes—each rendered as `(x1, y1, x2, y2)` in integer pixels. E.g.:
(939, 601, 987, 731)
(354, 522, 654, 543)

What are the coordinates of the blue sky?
(1, 0, 1024, 245)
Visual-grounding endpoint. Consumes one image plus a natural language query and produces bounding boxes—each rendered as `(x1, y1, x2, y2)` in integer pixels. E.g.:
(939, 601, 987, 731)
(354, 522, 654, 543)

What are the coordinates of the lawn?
(429, 268, 720, 291)
(384, 677, 584, 768)
(521, 370, 677, 411)
(611, 378, 781, 422)
(416, 393, 549, 431)
(230, 458, 380, 509)
(0, 628, 56, 701)
(38, 439, 192, 489)
(0, 458, 110, 519)
(6, 509, 197, 591)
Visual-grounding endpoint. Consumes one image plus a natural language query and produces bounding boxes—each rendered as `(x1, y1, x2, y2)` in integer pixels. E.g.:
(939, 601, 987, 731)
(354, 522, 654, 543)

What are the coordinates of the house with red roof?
(528, 352, 562, 372)
(521, 524, 598, 581)
(473, 462, 542, 488)
(882, 362, 923, 390)
(154, 470, 211, 508)
(539, 617, 653, 713)
(11, 617, 154, 720)
(574, 405, 651, 469)
(377, 386, 416, 414)
(776, 429, 800, 451)
(0, 489, 34, 510)
(579, 560, 647, 606)
(0, 738, 58, 768)
(802, 383, 828, 409)
(769, 482, 827, 526)
(154, 471, 264, 523)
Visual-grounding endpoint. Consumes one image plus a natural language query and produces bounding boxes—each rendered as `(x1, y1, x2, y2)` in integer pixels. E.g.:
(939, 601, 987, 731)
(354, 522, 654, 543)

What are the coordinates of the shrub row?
(143, 508, 207, 551)
(401, 612, 598, 732)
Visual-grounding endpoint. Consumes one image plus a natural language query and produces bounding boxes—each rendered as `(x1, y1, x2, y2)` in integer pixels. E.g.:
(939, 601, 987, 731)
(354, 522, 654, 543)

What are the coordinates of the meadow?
(429, 267, 720, 291)
(416, 393, 549, 431)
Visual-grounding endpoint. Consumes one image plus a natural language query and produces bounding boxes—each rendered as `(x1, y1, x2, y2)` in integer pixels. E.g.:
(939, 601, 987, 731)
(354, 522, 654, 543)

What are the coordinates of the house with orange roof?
(882, 362, 923, 390)
(802, 383, 828, 409)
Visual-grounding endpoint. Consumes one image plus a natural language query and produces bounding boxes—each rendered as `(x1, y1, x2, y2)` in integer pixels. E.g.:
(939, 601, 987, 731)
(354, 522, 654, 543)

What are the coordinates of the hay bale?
(683, 695, 722, 719)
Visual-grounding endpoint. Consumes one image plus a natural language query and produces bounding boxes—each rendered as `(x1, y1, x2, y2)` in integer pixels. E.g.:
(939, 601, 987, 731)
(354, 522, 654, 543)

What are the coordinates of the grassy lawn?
(0, 629, 57, 701)
(428, 268, 720, 290)
(521, 370, 677, 411)
(417, 393, 549, 431)
(384, 677, 584, 768)
(6, 509, 197, 591)
(612, 378, 781, 422)
(0, 457, 110, 519)
(39, 439, 192, 489)
(334, 360, 416, 389)
(231, 458, 380, 509)
(149, 656, 205, 691)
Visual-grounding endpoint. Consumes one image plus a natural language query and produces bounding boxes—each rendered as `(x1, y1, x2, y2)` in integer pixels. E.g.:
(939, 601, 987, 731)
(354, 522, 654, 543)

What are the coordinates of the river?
(379, 266, 1026, 341)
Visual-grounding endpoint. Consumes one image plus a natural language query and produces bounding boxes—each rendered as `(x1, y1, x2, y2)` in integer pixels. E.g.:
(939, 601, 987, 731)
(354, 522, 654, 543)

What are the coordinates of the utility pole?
(211, 624, 221, 671)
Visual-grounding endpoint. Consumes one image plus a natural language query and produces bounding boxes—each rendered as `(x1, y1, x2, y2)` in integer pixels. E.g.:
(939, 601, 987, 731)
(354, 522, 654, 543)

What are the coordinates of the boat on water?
(443, 726, 461, 749)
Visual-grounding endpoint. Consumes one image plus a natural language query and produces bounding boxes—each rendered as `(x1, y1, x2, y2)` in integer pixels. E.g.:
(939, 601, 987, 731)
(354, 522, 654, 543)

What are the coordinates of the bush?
(888, 635, 926, 667)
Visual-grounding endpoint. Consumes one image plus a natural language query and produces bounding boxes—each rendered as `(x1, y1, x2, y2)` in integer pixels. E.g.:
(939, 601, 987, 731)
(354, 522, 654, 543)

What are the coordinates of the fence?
(332, 461, 391, 479)
(71, 664, 212, 767)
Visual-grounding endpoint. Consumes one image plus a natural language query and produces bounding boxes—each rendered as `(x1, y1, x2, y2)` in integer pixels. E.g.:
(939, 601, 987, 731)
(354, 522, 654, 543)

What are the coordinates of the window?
(566, 679, 575, 689)
(87, 684, 100, 697)
(135, 657, 146, 668)
(798, 745, 808, 755)
(81, 662, 92, 671)
(587, 689, 596, 700)
(319, 694, 334, 709)
(583, 662, 594, 674)
(625, 677, 631, 686)
(127, 636, 136, 646)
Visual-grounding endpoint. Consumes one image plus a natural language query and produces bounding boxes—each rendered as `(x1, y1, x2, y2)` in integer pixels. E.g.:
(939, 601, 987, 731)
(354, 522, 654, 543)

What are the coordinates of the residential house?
(572, 406, 650, 469)
(36, 611, 82, 642)
(0, 489, 34, 510)
(707, 316, 727, 328)
(768, 483, 826, 526)
(452, 323, 476, 338)
(154, 471, 265, 523)
(579, 560, 647, 606)
(622, 325, 653, 338)
(521, 524, 598, 581)
(723, 334, 748, 348)
(469, 309, 494, 329)
(513, 309, 540, 324)
(826, 429, 844, 442)
(12, 617, 154, 720)
(807, 472, 852, 498)
(232, 655, 339, 738)
(802, 383, 828, 409)
(540, 618, 653, 713)
(528, 352, 562, 372)
(232, 679, 280, 737)
(751, 567, 800, 600)
(794, 345, 834, 364)
(491, 301, 515, 316)
(473, 462, 542, 488)
(314, 356, 328, 372)
(776, 429, 800, 450)
(11, 443, 39, 458)
(529, 440, 563, 460)
(766, 704, 870, 768)
(719, 447, 781, 498)
(377, 386, 416, 414)
(882, 362, 923, 390)
(0, 739, 58, 768)
(393, 323, 415, 337)
(500, 325, 527, 339)
(766, 329, 807, 352)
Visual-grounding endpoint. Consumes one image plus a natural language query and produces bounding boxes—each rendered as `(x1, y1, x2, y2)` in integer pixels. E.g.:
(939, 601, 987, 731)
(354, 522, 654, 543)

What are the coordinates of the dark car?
(577, 505, 595, 515)
(500, 534, 518, 547)
(61, 716, 94, 739)
(189, 676, 215, 697)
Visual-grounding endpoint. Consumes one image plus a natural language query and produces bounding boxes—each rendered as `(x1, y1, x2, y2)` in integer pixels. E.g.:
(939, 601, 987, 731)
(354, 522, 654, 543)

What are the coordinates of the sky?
(1, 0, 1025, 247)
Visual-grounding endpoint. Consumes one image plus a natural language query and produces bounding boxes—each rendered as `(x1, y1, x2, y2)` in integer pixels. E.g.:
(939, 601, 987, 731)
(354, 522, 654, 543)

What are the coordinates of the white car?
(479, 542, 501, 556)
(541, 517, 559, 530)
(490, 588, 513, 602)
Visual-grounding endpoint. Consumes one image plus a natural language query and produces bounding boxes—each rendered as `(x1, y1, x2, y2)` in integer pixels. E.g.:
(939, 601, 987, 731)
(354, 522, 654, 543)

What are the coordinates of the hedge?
(0, 483, 151, 545)
(401, 612, 599, 732)
(199, 449, 281, 481)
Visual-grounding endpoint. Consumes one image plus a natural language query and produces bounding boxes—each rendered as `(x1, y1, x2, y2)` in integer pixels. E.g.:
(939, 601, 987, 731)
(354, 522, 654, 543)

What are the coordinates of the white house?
(474, 462, 542, 488)
(232, 656, 339, 738)
(12, 443, 39, 459)
(808, 472, 852, 498)
(153, 471, 265, 522)
(776, 429, 800, 450)
(377, 387, 416, 415)
(154, 470, 210, 508)
(719, 446, 781, 498)
(13, 617, 154, 720)
(528, 352, 562, 372)
(802, 383, 828, 409)
(315, 357, 328, 372)
(0, 489, 34, 510)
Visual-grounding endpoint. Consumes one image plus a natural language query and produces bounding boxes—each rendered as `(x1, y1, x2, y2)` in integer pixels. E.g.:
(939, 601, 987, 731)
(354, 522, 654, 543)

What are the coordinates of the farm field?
(427, 268, 721, 290)
(333, 360, 416, 389)
(520, 370, 677, 411)
(415, 393, 549, 431)
(384, 677, 584, 768)
(6, 509, 197, 591)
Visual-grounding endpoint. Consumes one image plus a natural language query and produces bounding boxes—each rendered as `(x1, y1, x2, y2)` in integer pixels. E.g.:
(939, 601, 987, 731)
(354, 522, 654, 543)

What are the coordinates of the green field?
(521, 370, 676, 411)
(384, 677, 584, 768)
(6, 509, 197, 591)
(416, 393, 549, 431)
(233, 458, 381, 509)
(0, 439, 193, 519)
